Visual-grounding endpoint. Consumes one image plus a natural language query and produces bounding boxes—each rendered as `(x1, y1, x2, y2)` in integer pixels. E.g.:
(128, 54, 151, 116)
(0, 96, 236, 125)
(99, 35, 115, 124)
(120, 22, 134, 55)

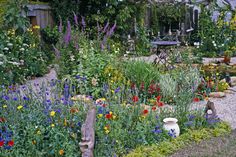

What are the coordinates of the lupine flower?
(64, 20, 71, 46)
(73, 12, 78, 25)
(81, 16, 86, 30)
(52, 45, 61, 59)
(59, 17, 63, 33)
(106, 22, 116, 37)
(102, 21, 109, 33)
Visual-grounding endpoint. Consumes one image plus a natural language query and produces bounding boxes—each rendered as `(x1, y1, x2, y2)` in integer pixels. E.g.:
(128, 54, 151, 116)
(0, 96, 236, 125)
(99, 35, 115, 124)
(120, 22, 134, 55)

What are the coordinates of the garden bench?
(151, 34, 181, 67)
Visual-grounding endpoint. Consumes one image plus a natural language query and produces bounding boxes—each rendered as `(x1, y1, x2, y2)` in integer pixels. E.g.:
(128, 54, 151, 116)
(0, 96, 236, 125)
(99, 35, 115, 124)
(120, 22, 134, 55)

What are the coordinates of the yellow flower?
(112, 115, 117, 120)
(59, 149, 64, 155)
(17, 105, 23, 110)
(50, 111, 56, 117)
(33, 25, 40, 29)
(105, 130, 110, 134)
(51, 124, 55, 127)
(32, 140, 36, 145)
(37, 130, 41, 135)
(98, 114, 103, 118)
(3, 105, 7, 108)
(104, 126, 109, 130)
(64, 119, 67, 126)
(109, 111, 113, 115)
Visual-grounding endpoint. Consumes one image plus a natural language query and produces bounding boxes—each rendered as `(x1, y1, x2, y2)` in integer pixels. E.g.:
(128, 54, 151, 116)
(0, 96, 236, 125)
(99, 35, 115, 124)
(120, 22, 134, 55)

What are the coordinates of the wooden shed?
(26, 4, 54, 28)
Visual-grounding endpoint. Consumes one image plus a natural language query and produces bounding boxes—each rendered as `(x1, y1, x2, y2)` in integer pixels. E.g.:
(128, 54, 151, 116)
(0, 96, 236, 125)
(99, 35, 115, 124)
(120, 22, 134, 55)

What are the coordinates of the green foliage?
(135, 26, 151, 56)
(125, 122, 231, 157)
(197, 6, 236, 57)
(122, 61, 161, 87)
(2, 0, 30, 34)
(41, 26, 60, 45)
(0, 28, 48, 84)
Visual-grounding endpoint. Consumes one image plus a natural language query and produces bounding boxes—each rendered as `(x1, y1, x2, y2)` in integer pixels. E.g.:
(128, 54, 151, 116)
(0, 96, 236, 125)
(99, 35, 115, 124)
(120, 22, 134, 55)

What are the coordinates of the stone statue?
(79, 107, 96, 157)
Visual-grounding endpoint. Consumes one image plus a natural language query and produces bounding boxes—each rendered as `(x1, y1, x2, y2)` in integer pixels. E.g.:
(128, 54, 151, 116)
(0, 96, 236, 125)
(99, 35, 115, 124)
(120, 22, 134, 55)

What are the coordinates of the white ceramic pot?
(163, 118, 180, 137)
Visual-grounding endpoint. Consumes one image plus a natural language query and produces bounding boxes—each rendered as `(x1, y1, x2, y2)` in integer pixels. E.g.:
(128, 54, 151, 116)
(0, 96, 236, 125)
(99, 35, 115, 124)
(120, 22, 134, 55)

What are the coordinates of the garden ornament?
(163, 118, 180, 137)
(204, 100, 217, 119)
(79, 107, 96, 157)
(225, 72, 232, 87)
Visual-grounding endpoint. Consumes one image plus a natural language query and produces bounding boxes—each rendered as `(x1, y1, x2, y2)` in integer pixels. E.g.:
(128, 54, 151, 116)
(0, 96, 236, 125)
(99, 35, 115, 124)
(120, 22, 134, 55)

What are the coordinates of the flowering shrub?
(0, 28, 48, 84)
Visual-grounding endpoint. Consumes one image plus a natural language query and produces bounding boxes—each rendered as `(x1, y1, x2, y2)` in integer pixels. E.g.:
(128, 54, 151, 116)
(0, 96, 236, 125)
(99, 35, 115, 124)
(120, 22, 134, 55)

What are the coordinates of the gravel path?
(203, 57, 236, 65)
(170, 130, 236, 157)
(191, 86, 236, 129)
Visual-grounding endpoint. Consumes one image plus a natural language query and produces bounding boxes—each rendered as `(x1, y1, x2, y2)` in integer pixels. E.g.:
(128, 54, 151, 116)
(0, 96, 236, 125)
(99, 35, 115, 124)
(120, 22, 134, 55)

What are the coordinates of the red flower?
(105, 114, 112, 119)
(0, 141, 4, 147)
(156, 96, 162, 102)
(157, 102, 164, 107)
(0, 117, 6, 123)
(131, 82, 136, 89)
(143, 109, 148, 114)
(193, 97, 200, 102)
(132, 96, 139, 103)
(8, 140, 14, 147)
(102, 104, 107, 107)
(152, 106, 157, 111)
(140, 82, 145, 91)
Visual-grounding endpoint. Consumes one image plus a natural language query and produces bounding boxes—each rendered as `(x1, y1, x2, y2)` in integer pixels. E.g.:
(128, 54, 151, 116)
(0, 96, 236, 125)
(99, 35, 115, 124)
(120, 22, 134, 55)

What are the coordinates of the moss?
(125, 122, 231, 157)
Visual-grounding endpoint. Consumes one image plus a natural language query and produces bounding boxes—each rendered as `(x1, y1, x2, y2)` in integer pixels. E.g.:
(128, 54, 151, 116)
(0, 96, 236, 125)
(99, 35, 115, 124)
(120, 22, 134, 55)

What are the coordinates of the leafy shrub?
(125, 122, 231, 157)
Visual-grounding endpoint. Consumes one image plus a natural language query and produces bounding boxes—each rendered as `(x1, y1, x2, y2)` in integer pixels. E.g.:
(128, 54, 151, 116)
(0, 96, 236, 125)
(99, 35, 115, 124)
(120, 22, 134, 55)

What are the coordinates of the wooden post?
(79, 107, 96, 157)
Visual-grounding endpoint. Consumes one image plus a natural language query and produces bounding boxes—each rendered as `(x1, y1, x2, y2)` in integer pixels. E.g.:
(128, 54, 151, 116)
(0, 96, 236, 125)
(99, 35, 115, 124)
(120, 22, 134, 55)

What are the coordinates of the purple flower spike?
(52, 45, 61, 59)
(107, 21, 116, 37)
(73, 12, 78, 25)
(59, 17, 63, 33)
(64, 20, 71, 46)
(102, 21, 109, 33)
(81, 16, 86, 30)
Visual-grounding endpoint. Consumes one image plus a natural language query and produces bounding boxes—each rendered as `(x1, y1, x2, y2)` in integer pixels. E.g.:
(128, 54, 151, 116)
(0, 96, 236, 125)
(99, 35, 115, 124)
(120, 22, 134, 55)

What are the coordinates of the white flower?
(3, 47, 9, 51)
(213, 43, 217, 47)
(70, 55, 75, 61)
(23, 43, 29, 47)
(8, 61, 20, 66)
(19, 48, 25, 51)
(7, 43, 13, 48)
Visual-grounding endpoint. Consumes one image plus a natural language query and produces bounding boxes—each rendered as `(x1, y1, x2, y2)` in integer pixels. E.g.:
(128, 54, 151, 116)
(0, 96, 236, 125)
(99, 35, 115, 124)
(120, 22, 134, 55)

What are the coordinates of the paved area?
(203, 57, 236, 65)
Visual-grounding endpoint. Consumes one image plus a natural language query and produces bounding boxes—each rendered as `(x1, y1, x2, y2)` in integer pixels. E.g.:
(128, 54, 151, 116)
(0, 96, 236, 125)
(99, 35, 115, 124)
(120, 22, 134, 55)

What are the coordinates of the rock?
(209, 92, 226, 98)
(224, 90, 235, 94)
